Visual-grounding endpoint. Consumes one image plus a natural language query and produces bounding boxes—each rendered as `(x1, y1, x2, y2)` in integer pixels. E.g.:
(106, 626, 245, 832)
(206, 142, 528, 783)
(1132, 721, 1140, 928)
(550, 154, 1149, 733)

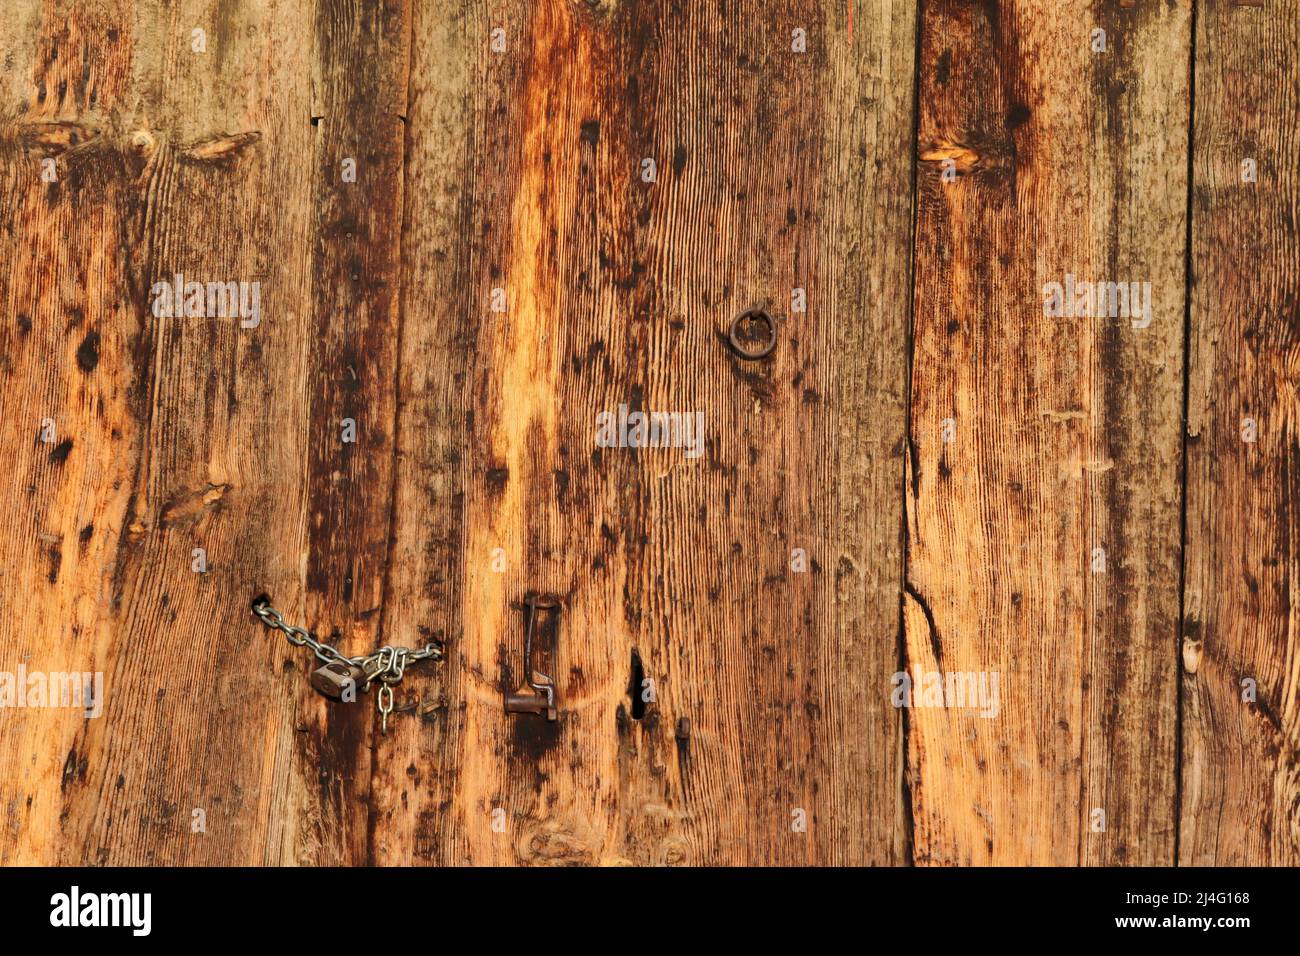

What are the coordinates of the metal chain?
(252, 599, 443, 670)
(251, 597, 443, 731)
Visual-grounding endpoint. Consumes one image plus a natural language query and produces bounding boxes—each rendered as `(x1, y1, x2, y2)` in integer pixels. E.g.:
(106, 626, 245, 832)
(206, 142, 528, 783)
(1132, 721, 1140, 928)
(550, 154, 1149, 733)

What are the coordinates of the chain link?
(251, 597, 443, 726)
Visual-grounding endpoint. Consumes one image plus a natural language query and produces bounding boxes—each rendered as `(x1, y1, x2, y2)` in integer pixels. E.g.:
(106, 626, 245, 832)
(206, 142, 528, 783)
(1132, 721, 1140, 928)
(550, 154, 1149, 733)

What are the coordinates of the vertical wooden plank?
(304, 0, 410, 863)
(0, 0, 143, 865)
(908, 2, 1190, 863)
(368, 0, 474, 865)
(100, 0, 330, 867)
(821, 0, 918, 864)
(1181, 0, 1300, 866)
(617, 0, 916, 866)
(387, 0, 638, 866)
(383, 0, 917, 865)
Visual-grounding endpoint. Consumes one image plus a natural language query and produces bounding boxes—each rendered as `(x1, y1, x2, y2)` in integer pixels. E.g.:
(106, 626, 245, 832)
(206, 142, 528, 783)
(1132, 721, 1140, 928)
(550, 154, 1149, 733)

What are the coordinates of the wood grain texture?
(0, 0, 144, 865)
(96, 0, 321, 866)
(1181, 0, 1300, 865)
(301, 0, 410, 864)
(907, 1, 1190, 864)
(0, 0, 1295, 868)
(0, 0, 405, 865)
(378, 0, 917, 865)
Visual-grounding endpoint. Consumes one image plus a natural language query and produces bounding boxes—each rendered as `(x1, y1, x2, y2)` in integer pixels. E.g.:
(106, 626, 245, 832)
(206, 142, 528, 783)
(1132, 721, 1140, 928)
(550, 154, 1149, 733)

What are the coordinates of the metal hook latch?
(504, 593, 560, 721)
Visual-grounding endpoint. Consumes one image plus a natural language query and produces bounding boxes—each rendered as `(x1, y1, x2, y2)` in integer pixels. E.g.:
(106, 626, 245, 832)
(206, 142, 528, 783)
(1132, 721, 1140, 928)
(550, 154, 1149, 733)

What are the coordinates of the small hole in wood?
(628, 649, 646, 720)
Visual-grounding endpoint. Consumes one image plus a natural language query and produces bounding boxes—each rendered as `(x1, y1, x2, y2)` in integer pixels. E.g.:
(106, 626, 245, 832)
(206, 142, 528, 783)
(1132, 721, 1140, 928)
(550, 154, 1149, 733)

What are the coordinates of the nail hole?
(250, 592, 271, 610)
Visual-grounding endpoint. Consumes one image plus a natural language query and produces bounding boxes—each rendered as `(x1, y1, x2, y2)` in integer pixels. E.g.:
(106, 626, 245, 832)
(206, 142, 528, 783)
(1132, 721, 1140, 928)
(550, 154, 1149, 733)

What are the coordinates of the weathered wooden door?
(0, 0, 1295, 867)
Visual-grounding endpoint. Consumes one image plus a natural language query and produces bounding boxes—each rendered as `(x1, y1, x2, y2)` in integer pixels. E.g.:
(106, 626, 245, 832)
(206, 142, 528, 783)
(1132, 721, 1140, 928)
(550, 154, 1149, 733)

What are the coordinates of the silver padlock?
(310, 661, 366, 700)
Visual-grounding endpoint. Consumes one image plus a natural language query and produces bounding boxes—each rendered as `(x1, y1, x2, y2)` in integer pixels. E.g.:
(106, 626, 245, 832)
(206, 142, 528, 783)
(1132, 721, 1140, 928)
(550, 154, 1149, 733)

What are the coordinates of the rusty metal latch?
(504, 593, 560, 721)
